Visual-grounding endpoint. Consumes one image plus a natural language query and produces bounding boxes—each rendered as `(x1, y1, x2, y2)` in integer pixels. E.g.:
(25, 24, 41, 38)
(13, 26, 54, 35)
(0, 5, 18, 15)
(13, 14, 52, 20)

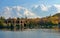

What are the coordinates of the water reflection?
(0, 29, 60, 38)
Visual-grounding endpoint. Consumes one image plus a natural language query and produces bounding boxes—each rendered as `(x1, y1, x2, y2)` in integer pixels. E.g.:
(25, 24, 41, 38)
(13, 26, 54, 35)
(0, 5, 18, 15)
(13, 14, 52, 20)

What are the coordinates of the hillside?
(53, 13, 60, 17)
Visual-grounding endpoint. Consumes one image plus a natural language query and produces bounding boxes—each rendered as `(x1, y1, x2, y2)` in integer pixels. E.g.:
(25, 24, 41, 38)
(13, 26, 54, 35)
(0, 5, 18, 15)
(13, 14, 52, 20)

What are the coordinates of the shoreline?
(0, 28, 60, 32)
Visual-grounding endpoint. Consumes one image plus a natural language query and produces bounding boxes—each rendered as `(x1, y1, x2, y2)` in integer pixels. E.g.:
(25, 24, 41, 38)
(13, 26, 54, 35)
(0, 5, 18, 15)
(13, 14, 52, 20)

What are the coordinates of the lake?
(0, 29, 60, 38)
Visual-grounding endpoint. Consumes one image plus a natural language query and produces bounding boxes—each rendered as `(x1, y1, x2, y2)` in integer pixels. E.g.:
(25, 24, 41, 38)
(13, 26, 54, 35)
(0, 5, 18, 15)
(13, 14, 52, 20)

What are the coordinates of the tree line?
(0, 14, 60, 30)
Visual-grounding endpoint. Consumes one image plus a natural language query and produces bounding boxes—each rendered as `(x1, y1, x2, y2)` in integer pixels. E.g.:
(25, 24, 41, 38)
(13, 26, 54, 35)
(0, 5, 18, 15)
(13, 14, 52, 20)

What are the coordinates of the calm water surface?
(0, 29, 60, 38)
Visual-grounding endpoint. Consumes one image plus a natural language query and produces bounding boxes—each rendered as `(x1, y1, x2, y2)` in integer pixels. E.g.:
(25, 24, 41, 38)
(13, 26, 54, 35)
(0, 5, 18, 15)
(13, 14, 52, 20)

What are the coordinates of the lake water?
(0, 29, 60, 38)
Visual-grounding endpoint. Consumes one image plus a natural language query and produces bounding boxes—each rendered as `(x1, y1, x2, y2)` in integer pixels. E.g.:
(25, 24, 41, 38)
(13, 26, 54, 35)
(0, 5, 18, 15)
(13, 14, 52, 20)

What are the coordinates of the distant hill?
(53, 13, 60, 17)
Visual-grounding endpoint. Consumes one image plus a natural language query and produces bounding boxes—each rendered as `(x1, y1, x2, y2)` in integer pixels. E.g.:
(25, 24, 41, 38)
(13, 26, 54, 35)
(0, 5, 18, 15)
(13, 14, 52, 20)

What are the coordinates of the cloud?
(24, 9, 39, 18)
(54, 4, 60, 13)
(31, 4, 58, 17)
(3, 7, 12, 18)
(2, 4, 58, 18)
(12, 6, 40, 18)
(32, 4, 51, 12)
(12, 6, 25, 11)
(24, 9, 34, 16)
(40, 4, 48, 11)
(1, 6, 39, 18)
(33, 5, 39, 8)
(2, 6, 23, 18)
(12, 6, 23, 17)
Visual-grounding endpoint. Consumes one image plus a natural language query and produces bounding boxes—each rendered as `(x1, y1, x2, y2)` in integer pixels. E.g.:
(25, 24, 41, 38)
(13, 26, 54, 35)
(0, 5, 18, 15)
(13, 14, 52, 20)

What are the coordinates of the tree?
(10, 24, 14, 30)
(16, 24, 20, 30)
(0, 20, 4, 29)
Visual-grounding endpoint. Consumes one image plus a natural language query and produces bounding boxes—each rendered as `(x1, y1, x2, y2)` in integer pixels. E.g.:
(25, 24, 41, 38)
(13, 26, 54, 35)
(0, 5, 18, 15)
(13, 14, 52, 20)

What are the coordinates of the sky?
(0, 0, 60, 18)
